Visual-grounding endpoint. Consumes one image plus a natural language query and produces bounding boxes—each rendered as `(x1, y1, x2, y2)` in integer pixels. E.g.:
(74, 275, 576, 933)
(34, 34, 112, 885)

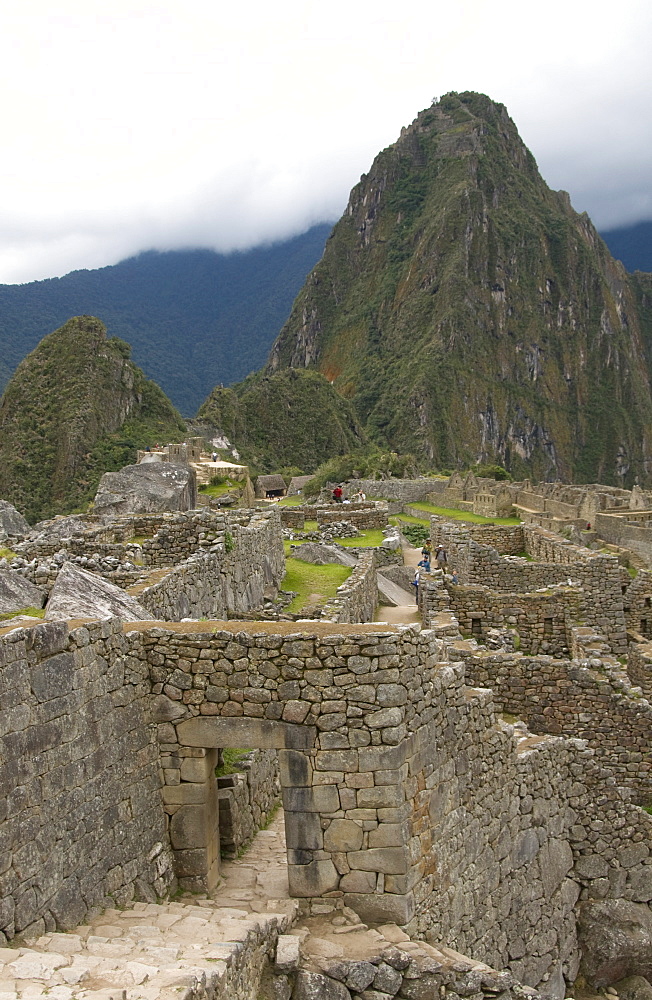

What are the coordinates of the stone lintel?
(176, 715, 316, 749)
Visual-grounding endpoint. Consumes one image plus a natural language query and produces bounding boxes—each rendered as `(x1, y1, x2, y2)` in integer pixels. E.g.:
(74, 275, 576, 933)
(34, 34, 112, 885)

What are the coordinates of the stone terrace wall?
(595, 511, 652, 564)
(133, 512, 285, 621)
(0, 620, 175, 943)
(217, 749, 280, 858)
(140, 509, 275, 569)
(351, 479, 447, 502)
(446, 584, 577, 655)
(321, 551, 378, 624)
(623, 570, 652, 637)
(280, 503, 387, 530)
(457, 645, 652, 803)
(430, 520, 627, 654)
(627, 641, 652, 701)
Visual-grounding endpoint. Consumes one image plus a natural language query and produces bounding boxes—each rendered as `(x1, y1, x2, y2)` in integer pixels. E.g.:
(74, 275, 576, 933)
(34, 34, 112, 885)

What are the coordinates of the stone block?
(288, 860, 340, 896)
(275, 934, 301, 973)
(343, 892, 414, 926)
(315, 751, 358, 772)
(364, 708, 404, 729)
(283, 785, 340, 813)
(339, 871, 377, 893)
(284, 811, 324, 850)
(358, 745, 406, 772)
(356, 786, 405, 810)
(376, 685, 408, 708)
(31, 653, 75, 703)
(161, 783, 208, 805)
(279, 749, 312, 787)
(347, 847, 409, 875)
(173, 847, 210, 877)
(324, 820, 364, 853)
(283, 701, 311, 724)
(293, 971, 352, 1000)
(575, 855, 610, 879)
(169, 804, 208, 849)
(176, 715, 315, 749)
(152, 694, 186, 722)
(180, 756, 211, 782)
(368, 823, 407, 849)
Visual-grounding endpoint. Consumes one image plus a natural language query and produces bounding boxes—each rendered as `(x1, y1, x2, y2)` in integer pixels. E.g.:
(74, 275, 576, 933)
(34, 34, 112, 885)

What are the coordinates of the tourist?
(421, 540, 431, 559)
(333, 485, 343, 503)
(435, 545, 448, 571)
(411, 567, 420, 604)
(418, 556, 430, 573)
(450, 568, 459, 584)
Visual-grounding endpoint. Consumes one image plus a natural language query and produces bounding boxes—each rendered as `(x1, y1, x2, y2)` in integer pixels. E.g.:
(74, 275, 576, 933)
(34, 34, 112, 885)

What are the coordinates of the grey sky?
(0, 0, 650, 283)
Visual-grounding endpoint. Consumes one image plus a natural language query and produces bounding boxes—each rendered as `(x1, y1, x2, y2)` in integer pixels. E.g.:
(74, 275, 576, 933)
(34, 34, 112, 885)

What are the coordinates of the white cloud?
(0, 0, 650, 281)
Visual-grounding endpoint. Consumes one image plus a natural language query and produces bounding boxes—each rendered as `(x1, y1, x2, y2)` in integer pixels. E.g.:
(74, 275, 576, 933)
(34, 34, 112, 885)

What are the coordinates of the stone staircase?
(0, 897, 297, 1000)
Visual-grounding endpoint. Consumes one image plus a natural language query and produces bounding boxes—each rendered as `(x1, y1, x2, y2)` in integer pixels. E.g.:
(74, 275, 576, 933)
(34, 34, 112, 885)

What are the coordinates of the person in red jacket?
(332, 486, 343, 503)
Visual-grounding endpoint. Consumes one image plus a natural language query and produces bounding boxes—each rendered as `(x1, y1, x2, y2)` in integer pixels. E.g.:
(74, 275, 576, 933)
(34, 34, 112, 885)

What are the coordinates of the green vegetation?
(0, 547, 18, 559)
(0, 606, 45, 621)
(282, 558, 352, 613)
(277, 495, 307, 506)
(302, 450, 417, 497)
(336, 528, 386, 547)
(197, 369, 366, 475)
(0, 225, 331, 414)
(408, 502, 521, 525)
(0, 317, 186, 522)
(391, 518, 430, 547)
(269, 92, 652, 486)
(198, 477, 239, 496)
(215, 748, 250, 777)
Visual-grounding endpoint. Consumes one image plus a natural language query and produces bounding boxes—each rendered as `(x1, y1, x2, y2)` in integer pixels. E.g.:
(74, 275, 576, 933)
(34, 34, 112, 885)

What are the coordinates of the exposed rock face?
(44, 562, 152, 622)
(290, 542, 357, 566)
(93, 462, 197, 518)
(0, 316, 186, 522)
(577, 900, 652, 986)
(269, 92, 652, 486)
(0, 569, 45, 614)
(31, 515, 90, 541)
(0, 499, 30, 539)
(614, 977, 652, 1000)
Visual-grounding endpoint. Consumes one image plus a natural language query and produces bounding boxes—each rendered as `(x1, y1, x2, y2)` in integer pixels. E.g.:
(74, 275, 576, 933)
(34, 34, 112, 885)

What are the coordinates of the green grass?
(216, 748, 250, 777)
(336, 528, 386, 547)
(304, 520, 319, 530)
(390, 513, 430, 527)
(0, 547, 18, 559)
(282, 558, 352, 613)
(0, 606, 45, 621)
(643, 805, 652, 815)
(408, 502, 521, 526)
(278, 495, 306, 506)
(198, 479, 239, 496)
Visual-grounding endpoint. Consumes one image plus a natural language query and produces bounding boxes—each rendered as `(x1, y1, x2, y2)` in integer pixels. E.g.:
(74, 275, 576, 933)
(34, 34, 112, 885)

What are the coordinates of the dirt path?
(374, 542, 422, 626)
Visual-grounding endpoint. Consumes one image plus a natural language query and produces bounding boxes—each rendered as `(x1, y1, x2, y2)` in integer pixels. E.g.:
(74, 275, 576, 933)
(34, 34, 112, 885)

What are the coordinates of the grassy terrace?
(281, 559, 351, 613)
(198, 479, 240, 497)
(406, 502, 521, 526)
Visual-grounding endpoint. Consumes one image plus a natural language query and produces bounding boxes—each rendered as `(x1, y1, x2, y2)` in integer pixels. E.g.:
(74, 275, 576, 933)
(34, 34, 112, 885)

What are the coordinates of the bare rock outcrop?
(44, 562, 153, 622)
(0, 569, 45, 614)
(578, 900, 652, 986)
(0, 499, 30, 539)
(93, 462, 197, 518)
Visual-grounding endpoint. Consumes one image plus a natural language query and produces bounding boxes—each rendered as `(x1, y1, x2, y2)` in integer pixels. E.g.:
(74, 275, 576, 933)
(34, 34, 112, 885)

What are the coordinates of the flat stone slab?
(93, 462, 197, 517)
(0, 568, 45, 614)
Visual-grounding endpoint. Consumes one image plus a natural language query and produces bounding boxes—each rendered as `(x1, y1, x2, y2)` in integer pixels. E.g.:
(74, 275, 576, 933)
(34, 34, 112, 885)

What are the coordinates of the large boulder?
(290, 543, 356, 566)
(31, 515, 90, 541)
(44, 562, 153, 622)
(0, 499, 30, 539)
(93, 462, 197, 518)
(577, 900, 652, 987)
(0, 569, 45, 615)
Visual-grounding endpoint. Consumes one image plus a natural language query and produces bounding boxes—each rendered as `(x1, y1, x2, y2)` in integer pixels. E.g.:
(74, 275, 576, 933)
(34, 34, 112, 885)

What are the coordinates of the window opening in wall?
(543, 618, 553, 637)
(646, 597, 651, 607)
(471, 617, 482, 636)
(622, 585, 628, 595)
(641, 620, 648, 636)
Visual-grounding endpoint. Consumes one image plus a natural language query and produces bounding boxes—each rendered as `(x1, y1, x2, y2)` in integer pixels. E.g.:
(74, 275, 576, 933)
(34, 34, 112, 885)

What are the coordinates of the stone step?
(0, 897, 297, 1000)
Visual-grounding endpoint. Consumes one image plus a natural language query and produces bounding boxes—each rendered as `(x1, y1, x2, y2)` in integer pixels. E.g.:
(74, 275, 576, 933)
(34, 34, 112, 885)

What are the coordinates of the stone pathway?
(0, 814, 296, 1000)
(374, 544, 421, 627)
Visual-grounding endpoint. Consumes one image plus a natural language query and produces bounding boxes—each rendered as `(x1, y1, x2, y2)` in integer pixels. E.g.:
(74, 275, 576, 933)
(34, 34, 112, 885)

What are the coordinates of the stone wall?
(321, 551, 378, 624)
(456, 643, 652, 803)
(217, 749, 280, 858)
(0, 620, 175, 942)
(446, 583, 577, 655)
(280, 503, 388, 530)
(627, 641, 652, 701)
(351, 479, 447, 502)
(623, 569, 652, 638)
(429, 519, 627, 654)
(3, 617, 651, 994)
(595, 511, 652, 564)
(133, 511, 285, 621)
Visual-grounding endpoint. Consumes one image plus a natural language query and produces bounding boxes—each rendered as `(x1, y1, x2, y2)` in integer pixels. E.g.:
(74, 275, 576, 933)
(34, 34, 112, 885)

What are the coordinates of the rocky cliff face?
(0, 316, 186, 521)
(269, 92, 652, 485)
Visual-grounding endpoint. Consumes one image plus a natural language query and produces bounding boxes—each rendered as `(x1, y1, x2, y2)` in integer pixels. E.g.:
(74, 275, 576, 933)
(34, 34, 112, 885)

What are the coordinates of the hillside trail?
(374, 541, 421, 626)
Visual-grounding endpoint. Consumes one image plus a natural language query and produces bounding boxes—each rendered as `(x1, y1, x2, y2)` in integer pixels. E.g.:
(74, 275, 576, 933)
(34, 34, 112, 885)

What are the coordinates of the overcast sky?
(0, 0, 650, 284)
